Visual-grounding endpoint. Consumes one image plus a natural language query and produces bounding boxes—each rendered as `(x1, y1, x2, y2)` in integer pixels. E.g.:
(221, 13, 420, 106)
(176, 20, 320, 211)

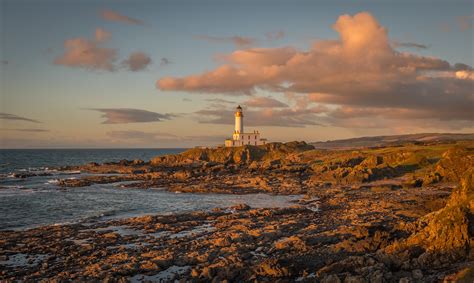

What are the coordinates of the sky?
(0, 0, 473, 148)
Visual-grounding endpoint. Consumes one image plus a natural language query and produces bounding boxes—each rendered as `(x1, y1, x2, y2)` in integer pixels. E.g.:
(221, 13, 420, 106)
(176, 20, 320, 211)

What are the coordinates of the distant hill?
(310, 133, 474, 149)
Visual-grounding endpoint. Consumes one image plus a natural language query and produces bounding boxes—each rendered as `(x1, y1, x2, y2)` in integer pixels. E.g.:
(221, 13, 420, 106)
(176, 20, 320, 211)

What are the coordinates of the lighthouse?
(235, 105, 244, 133)
(224, 105, 267, 147)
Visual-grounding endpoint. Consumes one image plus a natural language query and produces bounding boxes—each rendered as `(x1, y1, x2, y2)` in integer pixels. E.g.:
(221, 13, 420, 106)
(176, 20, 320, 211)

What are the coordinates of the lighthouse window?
(248, 135, 250, 139)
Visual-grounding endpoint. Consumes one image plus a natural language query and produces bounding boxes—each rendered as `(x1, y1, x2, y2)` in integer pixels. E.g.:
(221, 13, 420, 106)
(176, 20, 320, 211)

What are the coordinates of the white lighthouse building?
(225, 105, 267, 147)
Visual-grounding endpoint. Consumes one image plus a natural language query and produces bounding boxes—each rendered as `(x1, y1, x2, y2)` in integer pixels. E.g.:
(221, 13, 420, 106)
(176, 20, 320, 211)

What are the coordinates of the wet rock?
(229, 204, 251, 211)
(254, 259, 289, 277)
(411, 269, 423, 279)
(274, 236, 307, 252)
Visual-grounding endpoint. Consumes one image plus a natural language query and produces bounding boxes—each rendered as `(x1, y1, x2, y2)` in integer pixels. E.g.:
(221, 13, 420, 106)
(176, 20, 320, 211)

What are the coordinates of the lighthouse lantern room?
(224, 105, 268, 147)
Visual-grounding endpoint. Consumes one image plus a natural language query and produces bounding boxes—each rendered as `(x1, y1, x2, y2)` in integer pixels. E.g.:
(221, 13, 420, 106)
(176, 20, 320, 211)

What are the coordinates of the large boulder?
(386, 169, 474, 268)
(430, 147, 474, 183)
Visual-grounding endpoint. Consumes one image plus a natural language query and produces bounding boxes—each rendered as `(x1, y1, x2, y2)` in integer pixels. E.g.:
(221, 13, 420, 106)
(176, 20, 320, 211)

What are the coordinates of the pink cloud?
(55, 29, 153, 72)
(243, 96, 288, 108)
(95, 27, 111, 42)
(54, 37, 117, 71)
(100, 10, 143, 25)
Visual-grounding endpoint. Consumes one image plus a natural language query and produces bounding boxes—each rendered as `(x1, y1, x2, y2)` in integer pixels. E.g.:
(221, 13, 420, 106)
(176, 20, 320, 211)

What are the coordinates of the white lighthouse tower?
(234, 105, 244, 134)
(224, 105, 267, 147)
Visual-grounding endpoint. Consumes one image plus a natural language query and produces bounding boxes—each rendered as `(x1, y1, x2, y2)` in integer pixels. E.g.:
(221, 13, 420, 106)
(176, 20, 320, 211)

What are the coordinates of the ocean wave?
(0, 185, 27, 189)
(58, 170, 81, 175)
(45, 179, 59, 185)
(80, 210, 119, 223)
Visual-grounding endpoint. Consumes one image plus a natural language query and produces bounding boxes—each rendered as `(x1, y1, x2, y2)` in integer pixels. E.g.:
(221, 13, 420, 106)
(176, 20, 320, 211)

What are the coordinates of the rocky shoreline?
(1, 141, 474, 282)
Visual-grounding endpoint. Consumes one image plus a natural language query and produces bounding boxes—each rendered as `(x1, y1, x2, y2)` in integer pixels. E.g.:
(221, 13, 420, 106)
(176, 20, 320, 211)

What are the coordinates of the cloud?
(243, 96, 288, 108)
(265, 31, 285, 41)
(54, 34, 117, 71)
(196, 106, 325, 128)
(107, 130, 178, 140)
(392, 41, 429, 49)
(55, 29, 152, 72)
(106, 130, 226, 146)
(195, 35, 257, 48)
(0, 113, 41, 123)
(319, 106, 474, 130)
(157, 47, 297, 95)
(100, 10, 143, 25)
(89, 108, 174, 124)
(2, 60, 8, 65)
(122, 52, 152, 71)
(182, 98, 192, 102)
(205, 98, 236, 104)
(160, 57, 171, 66)
(95, 27, 112, 42)
(157, 12, 473, 129)
(204, 98, 237, 108)
(0, 128, 49, 132)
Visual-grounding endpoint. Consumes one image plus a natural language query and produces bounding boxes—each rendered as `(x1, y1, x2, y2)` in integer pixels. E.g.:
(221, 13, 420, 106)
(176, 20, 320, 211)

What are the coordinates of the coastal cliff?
(150, 141, 315, 165)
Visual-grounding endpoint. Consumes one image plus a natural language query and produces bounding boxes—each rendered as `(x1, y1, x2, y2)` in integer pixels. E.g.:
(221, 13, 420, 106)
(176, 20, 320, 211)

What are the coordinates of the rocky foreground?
(1, 140, 474, 282)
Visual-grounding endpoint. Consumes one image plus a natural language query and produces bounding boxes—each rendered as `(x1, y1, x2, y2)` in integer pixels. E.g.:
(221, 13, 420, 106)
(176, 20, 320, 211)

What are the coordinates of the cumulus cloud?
(89, 108, 174, 124)
(158, 12, 474, 129)
(0, 113, 41, 123)
(122, 52, 152, 71)
(54, 32, 117, 71)
(196, 35, 256, 48)
(100, 10, 143, 25)
(243, 96, 288, 108)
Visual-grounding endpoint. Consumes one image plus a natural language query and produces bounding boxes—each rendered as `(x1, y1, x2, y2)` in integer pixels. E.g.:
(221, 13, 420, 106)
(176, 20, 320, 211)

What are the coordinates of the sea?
(0, 149, 299, 230)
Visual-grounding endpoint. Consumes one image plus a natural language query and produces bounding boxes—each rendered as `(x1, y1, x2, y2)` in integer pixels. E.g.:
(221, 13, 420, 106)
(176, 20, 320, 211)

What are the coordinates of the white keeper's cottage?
(225, 105, 267, 147)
